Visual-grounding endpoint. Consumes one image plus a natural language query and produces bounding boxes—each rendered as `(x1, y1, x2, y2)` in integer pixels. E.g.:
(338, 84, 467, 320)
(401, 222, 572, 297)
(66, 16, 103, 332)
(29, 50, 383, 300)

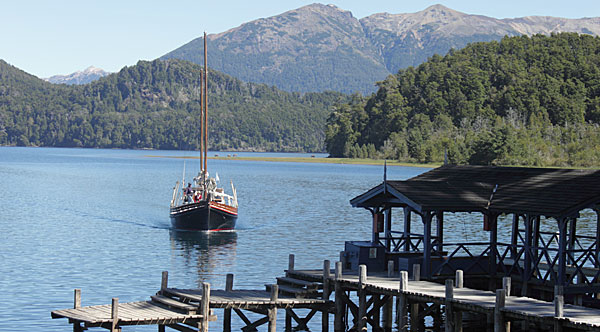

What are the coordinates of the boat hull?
(170, 201, 237, 231)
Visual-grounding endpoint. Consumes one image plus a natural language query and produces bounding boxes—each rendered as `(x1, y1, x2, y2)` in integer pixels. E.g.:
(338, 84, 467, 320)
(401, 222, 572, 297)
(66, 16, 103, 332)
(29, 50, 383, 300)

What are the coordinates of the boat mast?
(203, 31, 208, 174)
(199, 69, 204, 173)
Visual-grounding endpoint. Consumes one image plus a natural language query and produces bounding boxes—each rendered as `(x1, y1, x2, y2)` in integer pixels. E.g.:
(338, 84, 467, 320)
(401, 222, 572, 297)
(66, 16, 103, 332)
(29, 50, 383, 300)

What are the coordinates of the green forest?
(0, 59, 346, 151)
(325, 33, 600, 167)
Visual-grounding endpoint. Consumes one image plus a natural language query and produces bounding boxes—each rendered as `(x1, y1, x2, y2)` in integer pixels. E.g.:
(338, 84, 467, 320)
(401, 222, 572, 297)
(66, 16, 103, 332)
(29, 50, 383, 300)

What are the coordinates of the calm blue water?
(0, 147, 427, 331)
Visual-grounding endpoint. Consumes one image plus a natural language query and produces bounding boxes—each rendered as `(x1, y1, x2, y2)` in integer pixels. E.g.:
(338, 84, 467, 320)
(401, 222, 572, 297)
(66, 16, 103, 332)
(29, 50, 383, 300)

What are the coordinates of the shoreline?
(145, 155, 439, 168)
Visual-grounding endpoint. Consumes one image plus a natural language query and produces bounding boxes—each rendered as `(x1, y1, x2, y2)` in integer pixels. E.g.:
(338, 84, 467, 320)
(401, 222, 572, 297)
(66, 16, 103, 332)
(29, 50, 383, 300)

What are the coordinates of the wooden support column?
(385, 207, 392, 252)
(510, 214, 519, 259)
(436, 211, 444, 254)
(445, 279, 455, 332)
(383, 261, 394, 331)
(410, 264, 420, 331)
(454, 271, 463, 332)
(522, 214, 533, 297)
(161, 271, 168, 292)
(322, 260, 331, 332)
(268, 285, 278, 332)
(533, 216, 541, 275)
(288, 254, 294, 274)
(403, 207, 412, 252)
(224, 274, 234, 332)
(554, 285, 564, 332)
(73, 289, 83, 332)
(568, 218, 577, 266)
(494, 289, 508, 332)
(596, 209, 600, 272)
(111, 298, 120, 332)
(557, 218, 568, 286)
(358, 265, 368, 332)
(334, 261, 344, 332)
(200, 283, 210, 332)
(423, 212, 433, 278)
(397, 271, 408, 332)
(489, 213, 498, 291)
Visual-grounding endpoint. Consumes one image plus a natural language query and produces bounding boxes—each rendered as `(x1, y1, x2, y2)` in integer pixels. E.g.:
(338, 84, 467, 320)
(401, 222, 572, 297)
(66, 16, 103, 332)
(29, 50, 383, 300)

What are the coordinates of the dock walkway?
(290, 267, 600, 331)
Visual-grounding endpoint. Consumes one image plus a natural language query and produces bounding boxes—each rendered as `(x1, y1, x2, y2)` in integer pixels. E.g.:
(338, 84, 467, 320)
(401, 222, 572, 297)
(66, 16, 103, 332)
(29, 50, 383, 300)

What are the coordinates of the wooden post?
(161, 271, 168, 291)
(413, 264, 421, 281)
(358, 265, 367, 331)
(74, 289, 81, 308)
(269, 285, 278, 332)
(445, 279, 454, 332)
(224, 274, 234, 332)
(436, 211, 444, 254)
(455, 270, 463, 288)
(558, 218, 568, 286)
(494, 289, 507, 332)
(383, 261, 394, 331)
(397, 271, 408, 332)
(200, 283, 210, 332)
(554, 285, 564, 332)
(73, 289, 83, 332)
(522, 214, 532, 297)
(334, 261, 344, 332)
(288, 254, 295, 272)
(403, 207, 412, 252)
(454, 272, 463, 332)
(489, 213, 498, 290)
(322, 260, 331, 332)
(385, 207, 393, 251)
(340, 251, 346, 270)
(423, 212, 433, 278)
(511, 214, 519, 259)
(503, 277, 511, 297)
(111, 298, 120, 332)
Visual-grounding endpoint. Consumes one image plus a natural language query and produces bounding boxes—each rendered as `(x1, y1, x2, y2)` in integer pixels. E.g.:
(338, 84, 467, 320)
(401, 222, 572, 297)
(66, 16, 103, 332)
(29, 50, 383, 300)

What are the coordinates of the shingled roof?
(350, 165, 600, 218)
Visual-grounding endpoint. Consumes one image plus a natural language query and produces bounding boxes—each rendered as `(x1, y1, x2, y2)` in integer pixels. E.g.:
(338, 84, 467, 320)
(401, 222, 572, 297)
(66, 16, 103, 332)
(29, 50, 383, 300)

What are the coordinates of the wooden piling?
(555, 285, 564, 332)
(161, 271, 168, 291)
(269, 285, 278, 332)
(323, 260, 331, 332)
(73, 289, 83, 332)
(454, 271, 463, 332)
(503, 277, 511, 297)
(397, 271, 408, 332)
(455, 270, 463, 288)
(445, 279, 455, 332)
(288, 254, 295, 272)
(494, 289, 508, 332)
(410, 264, 420, 330)
(200, 283, 210, 332)
(334, 261, 344, 332)
(111, 298, 120, 332)
(383, 261, 394, 331)
(224, 274, 234, 332)
(358, 265, 368, 331)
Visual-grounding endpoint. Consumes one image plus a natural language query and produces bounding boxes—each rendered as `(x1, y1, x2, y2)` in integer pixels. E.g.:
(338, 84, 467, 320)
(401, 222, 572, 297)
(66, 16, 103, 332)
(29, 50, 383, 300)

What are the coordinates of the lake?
(0, 147, 429, 331)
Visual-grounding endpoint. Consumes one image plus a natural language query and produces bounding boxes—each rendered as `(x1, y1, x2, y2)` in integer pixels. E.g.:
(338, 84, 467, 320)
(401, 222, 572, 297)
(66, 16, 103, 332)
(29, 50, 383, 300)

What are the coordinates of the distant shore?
(146, 154, 439, 168)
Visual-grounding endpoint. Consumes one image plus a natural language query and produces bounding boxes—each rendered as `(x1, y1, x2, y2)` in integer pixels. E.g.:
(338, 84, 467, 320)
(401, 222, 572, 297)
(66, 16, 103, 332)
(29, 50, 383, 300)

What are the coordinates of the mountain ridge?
(45, 66, 111, 85)
(162, 3, 600, 94)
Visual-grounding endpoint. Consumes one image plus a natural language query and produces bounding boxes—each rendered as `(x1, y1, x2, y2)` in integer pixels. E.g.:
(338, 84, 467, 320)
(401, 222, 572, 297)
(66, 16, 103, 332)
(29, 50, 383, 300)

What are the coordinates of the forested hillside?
(325, 33, 600, 167)
(0, 59, 346, 151)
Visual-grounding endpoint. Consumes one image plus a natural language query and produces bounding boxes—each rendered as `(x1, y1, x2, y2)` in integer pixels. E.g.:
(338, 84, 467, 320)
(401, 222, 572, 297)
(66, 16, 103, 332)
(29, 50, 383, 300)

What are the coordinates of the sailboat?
(169, 32, 238, 231)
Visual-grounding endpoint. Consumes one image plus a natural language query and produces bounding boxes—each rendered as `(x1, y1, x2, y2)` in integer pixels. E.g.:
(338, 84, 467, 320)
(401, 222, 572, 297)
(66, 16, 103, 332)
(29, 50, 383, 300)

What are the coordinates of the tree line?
(0, 59, 346, 152)
(325, 33, 600, 167)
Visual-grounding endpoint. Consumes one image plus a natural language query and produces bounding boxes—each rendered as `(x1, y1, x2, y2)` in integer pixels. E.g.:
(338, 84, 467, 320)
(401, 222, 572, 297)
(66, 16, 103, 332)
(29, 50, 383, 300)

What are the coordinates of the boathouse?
(347, 165, 600, 304)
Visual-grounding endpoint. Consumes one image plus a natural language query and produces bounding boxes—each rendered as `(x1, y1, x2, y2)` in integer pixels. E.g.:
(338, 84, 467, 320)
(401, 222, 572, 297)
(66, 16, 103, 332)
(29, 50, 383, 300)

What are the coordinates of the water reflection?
(169, 230, 238, 286)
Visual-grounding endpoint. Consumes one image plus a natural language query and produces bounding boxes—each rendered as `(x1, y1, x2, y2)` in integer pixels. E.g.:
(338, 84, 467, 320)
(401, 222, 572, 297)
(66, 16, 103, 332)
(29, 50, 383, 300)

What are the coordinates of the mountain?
(162, 4, 600, 94)
(0, 59, 346, 151)
(45, 66, 110, 85)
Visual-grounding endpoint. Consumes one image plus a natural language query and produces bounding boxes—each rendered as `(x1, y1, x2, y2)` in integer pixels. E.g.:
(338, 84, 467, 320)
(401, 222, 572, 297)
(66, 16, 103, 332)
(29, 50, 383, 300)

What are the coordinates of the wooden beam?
(423, 212, 433, 278)
(385, 207, 392, 251)
(436, 211, 444, 254)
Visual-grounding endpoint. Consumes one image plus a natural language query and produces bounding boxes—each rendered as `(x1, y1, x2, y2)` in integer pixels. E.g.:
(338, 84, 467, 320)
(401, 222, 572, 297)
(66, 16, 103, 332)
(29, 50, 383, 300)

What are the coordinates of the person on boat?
(183, 183, 193, 203)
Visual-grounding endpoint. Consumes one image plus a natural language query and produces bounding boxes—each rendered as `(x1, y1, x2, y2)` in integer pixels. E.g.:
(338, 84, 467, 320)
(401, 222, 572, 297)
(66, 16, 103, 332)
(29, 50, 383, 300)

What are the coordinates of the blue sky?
(1, 0, 598, 78)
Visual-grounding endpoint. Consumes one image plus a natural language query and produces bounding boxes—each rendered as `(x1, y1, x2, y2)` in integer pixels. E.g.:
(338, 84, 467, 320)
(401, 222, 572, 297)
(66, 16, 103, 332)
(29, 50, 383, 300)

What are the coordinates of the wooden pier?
(51, 271, 331, 332)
